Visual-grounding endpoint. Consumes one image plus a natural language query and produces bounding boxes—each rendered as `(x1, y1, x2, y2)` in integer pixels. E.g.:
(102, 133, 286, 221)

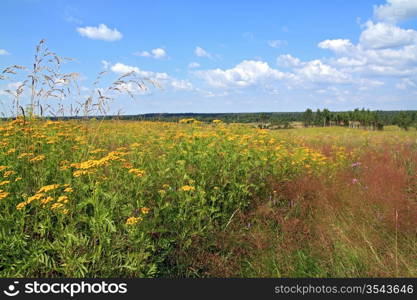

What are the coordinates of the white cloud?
(196, 60, 286, 88)
(171, 80, 194, 91)
(318, 39, 354, 53)
(277, 54, 302, 67)
(374, 0, 417, 23)
(134, 48, 167, 59)
(195, 46, 211, 58)
(101, 60, 110, 70)
(0, 49, 10, 55)
(77, 24, 122, 42)
(295, 60, 352, 84)
(110, 62, 168, 80)
(267, 40, 287, 48)
(136, 51, 151, 57)
(151, 48, 166, 59)
(359, 21, 417, 49)
(317, 22, 417, 78)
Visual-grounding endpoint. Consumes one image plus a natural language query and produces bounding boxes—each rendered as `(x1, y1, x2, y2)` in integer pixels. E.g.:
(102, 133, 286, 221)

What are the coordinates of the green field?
(0, 118, 416, 277)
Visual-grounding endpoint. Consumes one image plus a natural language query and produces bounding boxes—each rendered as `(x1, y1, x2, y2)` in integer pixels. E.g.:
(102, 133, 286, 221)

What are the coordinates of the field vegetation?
(0, 118, 416, 277)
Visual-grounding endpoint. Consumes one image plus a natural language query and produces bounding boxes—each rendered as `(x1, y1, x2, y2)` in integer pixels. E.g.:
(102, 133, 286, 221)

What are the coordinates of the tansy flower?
(141, 207, 150, 214)
(29, 154, 45, 163)
(57, 195, 69, 203)
(3, 170, 15, 178)
(40, 196, 54, 205)
(0, 191, 9, 200)
(128, 169, 145, 177)
(37, 184, 60, 193)
(16, 201, 28, 210)
(27, 193, 45, 203)
(180, 185, 195, 192)
(126, 216, 143, 226)
(51, 203, 64, 210)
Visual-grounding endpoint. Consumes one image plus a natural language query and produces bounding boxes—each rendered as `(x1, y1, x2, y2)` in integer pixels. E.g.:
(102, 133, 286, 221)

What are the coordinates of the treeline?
(302, 108, 417, 130)
(39, 109, 417, 130)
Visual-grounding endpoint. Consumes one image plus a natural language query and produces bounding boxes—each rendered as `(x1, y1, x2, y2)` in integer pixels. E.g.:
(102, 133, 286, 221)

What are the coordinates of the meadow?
(0, 117, 416, 277)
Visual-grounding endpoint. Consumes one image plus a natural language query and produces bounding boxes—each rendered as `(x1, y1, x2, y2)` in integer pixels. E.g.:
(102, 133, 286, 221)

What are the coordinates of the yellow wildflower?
(141, 207, 150, 214)
(29, 154, 45, 163)
(16, 201, 28, 210)
(64, 187, 73, 193)
(180, 185, 195, 192)
(51, 203, 64, 210)
(40, 196, 54, 205)
(126, 216, 143, 226)
(37, 184, 60, 193)
(128, 168, 145, 177)
(3, 170, 16, 178)
(0, 181, 10, 186)
(0, 191, 9, 200)
(57, 195, 69, 203)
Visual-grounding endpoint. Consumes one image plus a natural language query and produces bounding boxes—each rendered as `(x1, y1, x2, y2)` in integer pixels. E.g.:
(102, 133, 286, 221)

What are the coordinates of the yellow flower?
(37, 184, 60, 193)
(126, 216, 143, 226)
(16, 201, 28, 210)
(141, 207, 150, 214)
(29, 154, 45, 163)
(0, 191, 9, 200)
(51, 202, 64, 210)
(40, 196, 54, 205)
(17, 152, 34, 159)
(64, 187, 73, 193)
(15, 177, 22, 182)
(57, 195, 69, 203)
(3, 170, 15, 178)
(6, 149, 16, 155)
(27, 193, 45, 203)
(180, 185, 195, 192)
(0, 166, 9, 171)
(0, 181, 10, 186)
(128, 168, 145, 177)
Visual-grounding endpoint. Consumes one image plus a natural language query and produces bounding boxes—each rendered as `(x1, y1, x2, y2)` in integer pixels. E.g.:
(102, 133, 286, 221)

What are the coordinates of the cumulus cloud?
(359, 21, 417, 49)
(195, 60, 286, 88)
(77, 24, 122, 41)
(318, 39, 354, 53)
(295, 60, 351, 83)
(374, 0, 417, 23)
(0, 49, 10, 55)
(110, 62, 168, 80)
(171, 79, 194, 91)
(134, 48, 167, 59)
(276, 54, 302, 67)
(317, 21, 417, 78)
(195, 46, 211, 58)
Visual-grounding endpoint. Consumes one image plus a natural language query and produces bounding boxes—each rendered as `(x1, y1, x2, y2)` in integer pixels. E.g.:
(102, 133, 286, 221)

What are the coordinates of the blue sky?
(1, 0, 417, 115)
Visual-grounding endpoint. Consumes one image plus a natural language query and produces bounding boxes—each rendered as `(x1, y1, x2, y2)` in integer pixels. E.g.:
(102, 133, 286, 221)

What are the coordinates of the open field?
(0, 118, 416, 277)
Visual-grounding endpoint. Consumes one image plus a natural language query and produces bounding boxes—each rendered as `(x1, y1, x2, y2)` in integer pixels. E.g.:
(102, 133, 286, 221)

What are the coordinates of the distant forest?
(57, 109, 417, 131)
